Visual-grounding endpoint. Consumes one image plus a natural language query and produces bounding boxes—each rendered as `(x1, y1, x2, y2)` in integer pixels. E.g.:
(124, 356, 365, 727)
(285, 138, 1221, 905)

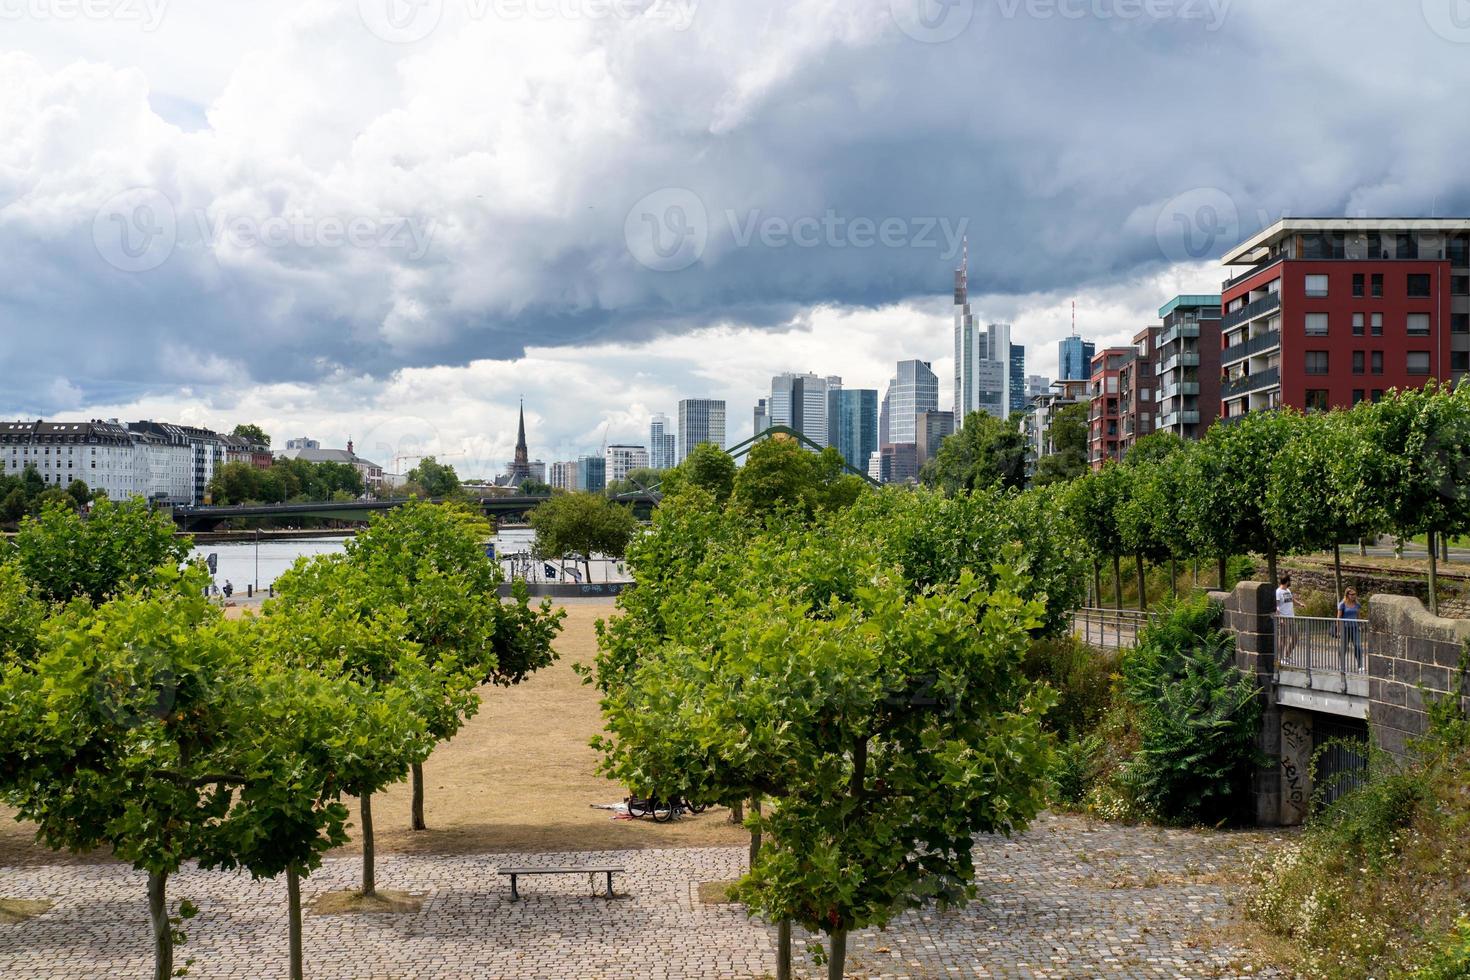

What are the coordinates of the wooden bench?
(496, 865, 625, 901)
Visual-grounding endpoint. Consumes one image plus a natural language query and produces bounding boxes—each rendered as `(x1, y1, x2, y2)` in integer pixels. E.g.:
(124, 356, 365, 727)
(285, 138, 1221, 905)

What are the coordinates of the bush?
(1116, 595, 1261, 825)
(1022, 636, 1119, 742)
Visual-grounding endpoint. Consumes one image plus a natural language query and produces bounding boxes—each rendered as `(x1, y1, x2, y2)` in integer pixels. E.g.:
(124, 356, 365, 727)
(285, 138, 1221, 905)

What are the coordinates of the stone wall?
(1366, 595, 1470, 758)
(1214, 582, 1281, 825)
(1283, 565, 1455, 608)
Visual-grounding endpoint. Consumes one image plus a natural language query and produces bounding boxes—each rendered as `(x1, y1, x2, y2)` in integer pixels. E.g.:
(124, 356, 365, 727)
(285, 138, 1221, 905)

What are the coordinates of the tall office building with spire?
(1058, 303, 1096, 382)
(952, 240, 1011, 424)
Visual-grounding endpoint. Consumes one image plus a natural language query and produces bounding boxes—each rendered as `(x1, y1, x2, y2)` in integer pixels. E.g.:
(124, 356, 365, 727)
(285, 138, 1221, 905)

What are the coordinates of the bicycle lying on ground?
(625, 797, 710, 822)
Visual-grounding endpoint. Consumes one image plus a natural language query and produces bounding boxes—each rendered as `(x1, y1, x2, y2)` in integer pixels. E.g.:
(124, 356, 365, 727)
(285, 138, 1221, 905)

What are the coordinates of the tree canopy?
(921, 411, 1028, 494)
(13, 497, 191, 604)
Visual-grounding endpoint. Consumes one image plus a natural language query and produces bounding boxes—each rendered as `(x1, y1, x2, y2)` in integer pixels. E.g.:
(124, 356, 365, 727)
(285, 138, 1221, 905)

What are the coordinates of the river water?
(189, 530, 630, 592)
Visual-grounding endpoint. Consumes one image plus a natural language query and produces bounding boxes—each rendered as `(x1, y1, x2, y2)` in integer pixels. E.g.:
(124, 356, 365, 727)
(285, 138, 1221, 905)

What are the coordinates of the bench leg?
(605, 871, 615, 899)
(509, 874, 519, 902)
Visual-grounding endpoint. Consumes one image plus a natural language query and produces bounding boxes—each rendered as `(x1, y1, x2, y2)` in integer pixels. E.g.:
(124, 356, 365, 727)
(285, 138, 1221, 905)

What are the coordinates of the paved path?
(0, 814, 1279, 978)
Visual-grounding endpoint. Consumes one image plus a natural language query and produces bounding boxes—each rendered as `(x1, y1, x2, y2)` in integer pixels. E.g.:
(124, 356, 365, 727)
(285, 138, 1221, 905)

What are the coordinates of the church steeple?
(508, 398, 532, 486)
(515, 400, 527, 455)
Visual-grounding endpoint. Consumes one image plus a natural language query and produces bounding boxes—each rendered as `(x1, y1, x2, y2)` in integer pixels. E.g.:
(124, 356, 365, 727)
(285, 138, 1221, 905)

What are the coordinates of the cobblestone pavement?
(1, 814, 1280, 978)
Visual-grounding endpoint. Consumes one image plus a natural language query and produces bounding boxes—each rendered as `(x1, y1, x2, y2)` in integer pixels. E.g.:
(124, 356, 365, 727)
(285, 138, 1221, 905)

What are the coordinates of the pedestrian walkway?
(0, 815, 1279, 978)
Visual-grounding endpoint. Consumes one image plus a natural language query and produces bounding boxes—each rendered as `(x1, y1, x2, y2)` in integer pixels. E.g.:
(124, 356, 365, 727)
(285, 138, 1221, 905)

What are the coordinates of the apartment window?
(1408, 351, 1432, 376)
(1396, 233, 1420, 259)
(1406, 312, 1432, 336)
(1408, 273, 1433, 298)
(1353, 312, 1365, 336)
(1352, 351, 1366, 374)
(1305, 312, 1330, 336)
(1352, 389, 1366, 405)
(1451, 235, 1470, 267)
(1304, 274, 1330, 297)
(1368, 232, 1384, 258)
(1455, 276, 1470, 296)
(1372, 273, 1384, 298)
(1305, 389, 1330, 413)
(1305, 351, 1330, 374)
(1372, 389, 1385, 402)
(1372, 351, 1384, 374)
(1372, 312, 1384, 336)
(1455, 313, 1470, 334)
(1352, 273, 1365, 298)
(1454, 351, 1470, 372)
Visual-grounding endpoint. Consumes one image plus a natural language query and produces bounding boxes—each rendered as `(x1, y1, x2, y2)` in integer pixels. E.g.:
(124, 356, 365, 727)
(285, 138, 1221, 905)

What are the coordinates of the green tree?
(530, 492, 638, 582)
(1115, 434, 1186, 608)
(1, 487, 26, 524)
(731, 439, 867, 518)
(405, 456, 462, 499)
(65, 479, 91, 510)
(15, 497, 191, 603)
(1066, 464, 1130, 608)
(0, 560, 45, 662)
(921, 411, 1028, 493)
(1032, 402, 1089, 487)
(231, 423, 271, 447)
(519, 478, 553, 496)
(664, 443, 736, 504)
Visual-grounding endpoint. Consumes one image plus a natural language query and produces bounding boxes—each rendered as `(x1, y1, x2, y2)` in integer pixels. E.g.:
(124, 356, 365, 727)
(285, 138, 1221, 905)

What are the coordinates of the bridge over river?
(170, 493, 660, 530)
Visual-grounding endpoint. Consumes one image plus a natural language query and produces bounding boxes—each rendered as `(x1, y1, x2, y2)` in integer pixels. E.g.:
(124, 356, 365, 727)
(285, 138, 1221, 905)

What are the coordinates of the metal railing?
(1221, 366, 1280, 399)
(1074, 607, 1155, 650)
(1221, 327, 1282, 366)
(1221, 290, 1282, 331)
(1274, 615, 1367, 681)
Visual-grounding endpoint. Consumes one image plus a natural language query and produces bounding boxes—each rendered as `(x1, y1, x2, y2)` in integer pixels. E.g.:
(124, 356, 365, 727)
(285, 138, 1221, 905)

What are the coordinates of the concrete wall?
(1367, 595, 1470, 758)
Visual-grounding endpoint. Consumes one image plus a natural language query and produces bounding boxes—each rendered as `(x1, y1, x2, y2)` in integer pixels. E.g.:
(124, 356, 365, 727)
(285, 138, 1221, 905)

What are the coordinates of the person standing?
(1337, 586, 1363, 669)
(1276, 573, 1297, 662)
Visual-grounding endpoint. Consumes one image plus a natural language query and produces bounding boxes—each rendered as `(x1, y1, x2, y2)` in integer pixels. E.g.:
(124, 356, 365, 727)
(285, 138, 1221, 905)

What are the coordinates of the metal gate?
(1312, 716, 1370, 808)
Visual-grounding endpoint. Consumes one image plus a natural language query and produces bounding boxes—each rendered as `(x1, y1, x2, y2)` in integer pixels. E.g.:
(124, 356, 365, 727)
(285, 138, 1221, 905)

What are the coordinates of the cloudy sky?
(4, 0, 1470, 476)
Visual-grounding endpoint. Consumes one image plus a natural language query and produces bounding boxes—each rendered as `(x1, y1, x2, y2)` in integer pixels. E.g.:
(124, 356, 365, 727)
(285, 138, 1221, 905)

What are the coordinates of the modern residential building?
(1021, 378, 1089, 476)
(1219, 218, 1470, 417)
(876, 443, 920, 485)
(769, 373, 840, 448)
(1009, 344, 1027, 415)
(952, 246, 1012, 422)
(752, 399, 769, 437)
(677, 398, 726, 462)
(883, 360, 940, 444)
(0, 420, 151, 500)
(915, 409, 955, 466)
(576, 455, 606, 493)
(1088, 347, 1136, 469)
(648, 414, 676, 471)
(275, 439, 384, 493)
(827, 388, 878, 474)
(549, 460, 577, 491)
(604, 444, 650, 484)
(1059, 332, 1096, 382)
(1118, 325, 1161, 455)
(1154, 294, 1222, 439)
(528, 460, 546, 484)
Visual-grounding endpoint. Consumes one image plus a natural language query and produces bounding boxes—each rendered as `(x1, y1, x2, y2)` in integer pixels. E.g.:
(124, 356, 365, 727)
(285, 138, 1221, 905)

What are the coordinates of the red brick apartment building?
(1088, 347, 1135, 469)
(1219, 219, 1470, 416)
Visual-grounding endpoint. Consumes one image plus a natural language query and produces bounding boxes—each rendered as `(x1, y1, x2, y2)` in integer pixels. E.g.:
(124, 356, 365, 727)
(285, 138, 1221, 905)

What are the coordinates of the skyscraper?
(1059, 333, 1096, 382)
(883, 359, 940, 444)
(953, 239, 978, 419)
(827, 388, 878, 474)
(648, 414, 676, 471)
(769, 372, 839, 448)
(604, 444, 650, 483)
(952, 243, 1012, 422)
(677, 398, 726, 462)
(1009, 343, 1027, 415)
(576, 454, 606, 493)
(752, 398, 769, 436)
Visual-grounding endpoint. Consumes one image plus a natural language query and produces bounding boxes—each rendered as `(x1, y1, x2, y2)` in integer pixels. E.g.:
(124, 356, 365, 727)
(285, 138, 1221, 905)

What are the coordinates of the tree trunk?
(1360, 538, 1368, 557)
(1192, 558, 1199, 589)
(1218, 555, 1228, 591)
(287, 865, 304, 980)
(1111, 554, 1123, 610)
(411, 763, 426, 831)
(828, 929, 848, 980)
(776, 920, 792, 980)
(729, 801, 744, 825)
(748, 796, 763, 868)
(1169, 558, 1178, 599)
(1333, 542, 1343, 600)
(1134, 554, 1147, 611)
(360, 792, 376, 897)
(1091, 559, 1101, 609)
(1444, 534, 1452, 564)
(148, 870, 172, 980)
(1429, 530, 1440, 616)
(1266, 549, 1278, 587)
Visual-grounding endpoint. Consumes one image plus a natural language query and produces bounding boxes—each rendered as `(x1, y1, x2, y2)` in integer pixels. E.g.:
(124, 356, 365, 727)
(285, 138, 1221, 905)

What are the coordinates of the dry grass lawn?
(0, 600, 745, 867)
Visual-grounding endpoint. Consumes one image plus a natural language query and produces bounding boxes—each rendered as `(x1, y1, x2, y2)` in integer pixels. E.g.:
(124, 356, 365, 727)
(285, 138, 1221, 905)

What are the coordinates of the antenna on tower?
(1071, 299, 1077, 337)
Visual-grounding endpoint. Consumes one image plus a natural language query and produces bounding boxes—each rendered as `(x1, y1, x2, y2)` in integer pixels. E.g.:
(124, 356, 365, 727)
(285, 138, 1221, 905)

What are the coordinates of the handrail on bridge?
(1073, 606, 1156, 650)
(1274, 614, 1366, 685)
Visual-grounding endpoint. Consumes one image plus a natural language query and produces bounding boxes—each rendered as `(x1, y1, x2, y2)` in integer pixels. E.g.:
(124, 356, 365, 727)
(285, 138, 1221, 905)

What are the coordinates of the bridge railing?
(1073, 607, 1155, 650)
(1274, 615, 1366, 681)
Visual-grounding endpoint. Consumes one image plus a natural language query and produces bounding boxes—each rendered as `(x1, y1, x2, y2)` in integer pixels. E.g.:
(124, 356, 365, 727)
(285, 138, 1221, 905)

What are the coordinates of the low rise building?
(275, 439, 383, 493)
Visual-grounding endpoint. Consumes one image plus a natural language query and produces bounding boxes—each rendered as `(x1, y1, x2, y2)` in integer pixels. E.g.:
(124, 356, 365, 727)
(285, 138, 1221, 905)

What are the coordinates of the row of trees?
(590, 437, 1083, 978)
(0, 499, 563, 980)
(0, 467, 100, 524)
(208, 457, 366, 505)
(1066, 381, 1470, 612)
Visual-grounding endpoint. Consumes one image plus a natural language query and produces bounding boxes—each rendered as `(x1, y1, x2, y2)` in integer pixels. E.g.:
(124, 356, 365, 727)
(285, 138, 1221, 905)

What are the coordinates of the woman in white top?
(1275, 573, 1296, 660)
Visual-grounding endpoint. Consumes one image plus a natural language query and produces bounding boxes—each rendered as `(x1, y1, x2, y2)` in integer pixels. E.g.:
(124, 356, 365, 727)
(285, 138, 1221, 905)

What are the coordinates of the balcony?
(1221, 291, 1282, 331)
(1161, 381, 1201, 400)
(1158, 352, 1200, 375)
(1221, 254, 1286, 292)
(1159, 410, 1201, 428)
(1221, 366, 1281, 399)
(1159, 323, 1201, 347)
(1221, 328, 1281, 366)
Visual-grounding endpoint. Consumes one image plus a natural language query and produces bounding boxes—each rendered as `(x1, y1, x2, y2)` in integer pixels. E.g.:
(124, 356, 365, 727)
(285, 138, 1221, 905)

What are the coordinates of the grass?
(0, 897, 51, 923)
(695, 880, 741, 905)
(311, 890, 423, 916)
(0, 600, 748, 867)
